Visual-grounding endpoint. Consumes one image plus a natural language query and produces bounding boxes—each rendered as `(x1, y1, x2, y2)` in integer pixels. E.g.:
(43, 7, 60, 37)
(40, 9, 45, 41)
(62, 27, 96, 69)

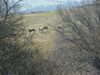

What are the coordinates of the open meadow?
(22, 11, 59, 57)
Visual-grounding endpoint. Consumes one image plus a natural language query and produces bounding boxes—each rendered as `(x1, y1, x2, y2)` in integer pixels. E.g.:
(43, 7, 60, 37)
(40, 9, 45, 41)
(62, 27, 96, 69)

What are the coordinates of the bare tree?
(49, 1, 100, 75)
(0, 0, 36, 75)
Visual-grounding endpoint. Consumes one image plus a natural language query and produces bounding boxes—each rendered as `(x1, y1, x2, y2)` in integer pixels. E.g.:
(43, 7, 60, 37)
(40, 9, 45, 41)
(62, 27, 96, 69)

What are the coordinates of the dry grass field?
(22, 11, 59, 57)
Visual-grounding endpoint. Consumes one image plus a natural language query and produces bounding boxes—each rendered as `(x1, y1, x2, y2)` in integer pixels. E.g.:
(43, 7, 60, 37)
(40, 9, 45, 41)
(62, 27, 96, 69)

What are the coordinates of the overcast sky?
(18, 0, 93, 11)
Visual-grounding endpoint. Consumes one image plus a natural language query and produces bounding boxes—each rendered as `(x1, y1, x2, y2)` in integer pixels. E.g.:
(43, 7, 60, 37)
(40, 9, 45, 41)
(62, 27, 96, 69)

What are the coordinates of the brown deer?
(28, 29, 35, 33)
(39, 26, 48, 33)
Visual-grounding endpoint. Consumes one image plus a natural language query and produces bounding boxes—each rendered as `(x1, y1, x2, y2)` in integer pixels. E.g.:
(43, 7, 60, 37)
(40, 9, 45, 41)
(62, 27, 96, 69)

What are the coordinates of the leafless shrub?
(50, 2, 100, 75)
